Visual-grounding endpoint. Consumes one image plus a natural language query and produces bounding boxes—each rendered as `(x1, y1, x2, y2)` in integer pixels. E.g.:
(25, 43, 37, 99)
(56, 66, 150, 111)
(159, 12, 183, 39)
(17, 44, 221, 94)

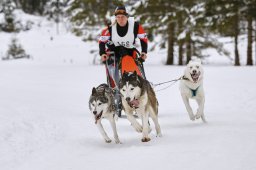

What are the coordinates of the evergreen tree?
(0, 0, 34, 32)
(135, 0, 178, 65)
(44, 0, 68, 34)
(0, 0, 16, 32)
(16, 0, 48, 15)
(135, 0, 208, 65)
(3, 37, 30, 60)
(0, 1, 3, 11)
(67, 0, 123, 40)
(242, 0, 256, 65)
(205, 0, 245, 66)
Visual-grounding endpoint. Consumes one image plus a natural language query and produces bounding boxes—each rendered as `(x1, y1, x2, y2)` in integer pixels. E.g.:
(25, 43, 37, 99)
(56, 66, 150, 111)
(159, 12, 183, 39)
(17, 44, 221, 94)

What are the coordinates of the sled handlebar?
(138, 56, 145, 63)
(103, 58, 115, 65)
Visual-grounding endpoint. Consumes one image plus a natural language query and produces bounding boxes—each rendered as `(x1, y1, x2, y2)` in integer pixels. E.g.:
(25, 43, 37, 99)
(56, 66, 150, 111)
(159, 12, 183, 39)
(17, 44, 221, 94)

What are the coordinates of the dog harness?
(189, 86, 200, 97)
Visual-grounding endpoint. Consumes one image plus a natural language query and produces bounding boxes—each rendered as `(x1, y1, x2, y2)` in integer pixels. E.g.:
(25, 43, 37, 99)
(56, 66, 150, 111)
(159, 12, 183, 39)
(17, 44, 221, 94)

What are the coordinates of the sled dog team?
(89, 58, 206, 143)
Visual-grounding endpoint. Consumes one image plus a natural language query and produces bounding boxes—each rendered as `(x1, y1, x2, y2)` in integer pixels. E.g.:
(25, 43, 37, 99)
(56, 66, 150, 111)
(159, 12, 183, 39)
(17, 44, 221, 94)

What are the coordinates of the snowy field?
(0, 62, 256, 170)
(1, 12, 256, 170)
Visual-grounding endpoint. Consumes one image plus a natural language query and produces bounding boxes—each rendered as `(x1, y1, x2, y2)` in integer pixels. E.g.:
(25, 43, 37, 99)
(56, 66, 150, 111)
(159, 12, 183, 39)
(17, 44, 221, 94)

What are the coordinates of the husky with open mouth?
(119, 71, 162, 142)
(179, 58, 206, 122)
(89, 84, 121, 143)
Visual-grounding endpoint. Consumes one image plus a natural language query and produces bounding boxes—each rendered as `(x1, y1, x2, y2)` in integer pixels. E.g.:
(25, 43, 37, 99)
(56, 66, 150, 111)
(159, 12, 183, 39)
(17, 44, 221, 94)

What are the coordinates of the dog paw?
(189, 115, 195, 121)
(105, 139, 112, 143)
(141, 137, 151, 142)
(195, 113, 202, 119)
(115, 138, 121, 144)
(156, 133, 162, 137)
(201, 116, 207, 123)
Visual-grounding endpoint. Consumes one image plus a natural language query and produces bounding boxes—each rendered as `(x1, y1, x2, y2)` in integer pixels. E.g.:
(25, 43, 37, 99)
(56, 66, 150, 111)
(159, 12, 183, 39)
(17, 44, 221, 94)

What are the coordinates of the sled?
(121, 55, 142, 76)
(105, 49, 146, 89)
(104, 48, 146, 117)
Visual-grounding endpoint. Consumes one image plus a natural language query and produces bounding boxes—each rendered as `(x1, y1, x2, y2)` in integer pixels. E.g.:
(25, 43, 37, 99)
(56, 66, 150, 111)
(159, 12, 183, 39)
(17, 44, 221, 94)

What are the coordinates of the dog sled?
(104, 47, 146, 117)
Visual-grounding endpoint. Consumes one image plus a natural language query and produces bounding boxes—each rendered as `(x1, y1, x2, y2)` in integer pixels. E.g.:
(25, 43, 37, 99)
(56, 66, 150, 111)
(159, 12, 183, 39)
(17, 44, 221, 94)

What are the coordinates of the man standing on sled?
(98, 6, 148, 117)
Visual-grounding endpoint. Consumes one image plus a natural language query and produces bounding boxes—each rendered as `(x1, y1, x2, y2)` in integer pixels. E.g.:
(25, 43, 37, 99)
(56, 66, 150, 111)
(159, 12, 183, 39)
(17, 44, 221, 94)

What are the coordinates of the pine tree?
(0, 0, 16, 32)
(3, 37, 30, 60)
(242, 0, 256, 66)
(44, 0, 68, 34)
(66, 0, 123, 40)
(135, 0, 178, 65)
(0, 1, 3, 11)
(135, 0, 208, 65)
(205, 0, 245, 66)
(15, 0, 48, 15)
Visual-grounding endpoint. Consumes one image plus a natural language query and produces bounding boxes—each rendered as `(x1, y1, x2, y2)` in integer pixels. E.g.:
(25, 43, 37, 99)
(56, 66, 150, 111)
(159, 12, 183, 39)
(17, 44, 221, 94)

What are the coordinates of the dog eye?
(190, 66, 192, 69)
(131, 88, 134, 90)
(196, 66, 199, 68)
(98, 103, 102, 106)
(122, 89, 126, 92)
(92, 104, 95, 107)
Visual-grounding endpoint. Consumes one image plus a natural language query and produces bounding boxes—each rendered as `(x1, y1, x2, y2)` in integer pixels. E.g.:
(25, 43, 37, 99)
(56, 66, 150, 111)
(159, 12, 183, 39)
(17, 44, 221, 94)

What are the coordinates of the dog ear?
(123, 71, 127, 77)
(188, 60, 192, 65)
(92, 87, 97, 96)
(123, 71, 129, 79)
(133, 71, 138, 80)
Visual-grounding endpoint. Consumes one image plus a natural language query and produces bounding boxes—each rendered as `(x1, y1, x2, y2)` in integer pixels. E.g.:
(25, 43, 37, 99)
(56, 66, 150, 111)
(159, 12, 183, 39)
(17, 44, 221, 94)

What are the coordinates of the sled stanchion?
(104, 52, 123, 117)
(134, 48, 147, 79)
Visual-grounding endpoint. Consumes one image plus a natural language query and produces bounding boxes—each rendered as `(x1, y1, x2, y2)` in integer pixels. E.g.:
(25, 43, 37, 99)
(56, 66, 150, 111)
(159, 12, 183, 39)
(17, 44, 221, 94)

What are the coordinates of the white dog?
(179, 58, 206, 122)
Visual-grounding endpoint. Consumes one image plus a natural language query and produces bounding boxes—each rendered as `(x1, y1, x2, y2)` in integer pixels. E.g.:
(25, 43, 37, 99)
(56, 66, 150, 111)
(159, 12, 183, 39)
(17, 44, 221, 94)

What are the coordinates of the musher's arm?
(135, 23, 148, 60)
(99, 27, 111, 61)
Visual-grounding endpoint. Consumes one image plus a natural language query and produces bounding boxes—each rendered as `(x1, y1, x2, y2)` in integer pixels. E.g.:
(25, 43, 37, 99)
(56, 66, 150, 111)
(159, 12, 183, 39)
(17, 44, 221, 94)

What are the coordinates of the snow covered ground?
(0, 62, 256, 170)
(1, 12, 256, 170)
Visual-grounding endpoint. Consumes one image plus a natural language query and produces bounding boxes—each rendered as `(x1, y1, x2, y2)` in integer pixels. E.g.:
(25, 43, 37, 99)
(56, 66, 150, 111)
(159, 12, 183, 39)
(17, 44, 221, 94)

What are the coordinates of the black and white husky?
(89, 84, 121, 143)
(119, 71, 162, 142)
(179, 58, 206, 123)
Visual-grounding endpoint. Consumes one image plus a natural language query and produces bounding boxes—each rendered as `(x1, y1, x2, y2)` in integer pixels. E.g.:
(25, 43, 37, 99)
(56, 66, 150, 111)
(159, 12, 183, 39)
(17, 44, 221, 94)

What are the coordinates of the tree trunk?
(166, 21, 174, 65)
(234, 36, 240, 66)
(186, 31, 192, 64)
(247, 15, 253, 65)
(178, 40, 184, 65)
(255, 20, 256, 65)
(234, 11, 240, 66)
(178, 11, 183, 65)
(192, 41, 196, 57)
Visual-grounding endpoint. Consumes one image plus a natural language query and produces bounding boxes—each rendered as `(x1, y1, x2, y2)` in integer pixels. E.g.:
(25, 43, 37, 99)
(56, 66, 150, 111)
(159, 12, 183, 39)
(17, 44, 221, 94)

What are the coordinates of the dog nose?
(93, 111, 97, 115)
(192, 70, 197, 73)
(126, 97, 131, 102)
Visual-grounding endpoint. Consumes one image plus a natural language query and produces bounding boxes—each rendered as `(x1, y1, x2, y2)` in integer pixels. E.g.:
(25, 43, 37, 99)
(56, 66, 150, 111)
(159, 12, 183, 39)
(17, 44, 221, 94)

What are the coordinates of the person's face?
(116, 15, 128, 27)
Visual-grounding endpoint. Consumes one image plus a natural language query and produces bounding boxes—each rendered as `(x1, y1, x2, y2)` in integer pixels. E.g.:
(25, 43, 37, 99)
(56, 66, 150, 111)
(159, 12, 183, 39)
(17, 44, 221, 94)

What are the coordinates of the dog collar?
(182, 76, 190, 81)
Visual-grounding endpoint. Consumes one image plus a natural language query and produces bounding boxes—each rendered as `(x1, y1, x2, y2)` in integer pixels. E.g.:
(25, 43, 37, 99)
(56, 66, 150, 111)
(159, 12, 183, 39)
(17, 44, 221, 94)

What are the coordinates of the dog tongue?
(94, 112, 103, 124)
(129, 99, 139, 108)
